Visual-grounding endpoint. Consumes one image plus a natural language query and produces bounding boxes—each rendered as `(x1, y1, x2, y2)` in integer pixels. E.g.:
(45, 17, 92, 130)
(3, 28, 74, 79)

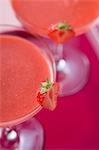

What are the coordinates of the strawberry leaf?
(57, 22, 72, 30)
(40, 79, 52, 94)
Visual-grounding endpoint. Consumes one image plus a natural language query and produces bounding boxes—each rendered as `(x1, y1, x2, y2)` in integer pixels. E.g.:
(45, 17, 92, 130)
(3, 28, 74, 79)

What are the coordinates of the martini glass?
(0, 25, 56, 149)
(11, 0, 99, 96)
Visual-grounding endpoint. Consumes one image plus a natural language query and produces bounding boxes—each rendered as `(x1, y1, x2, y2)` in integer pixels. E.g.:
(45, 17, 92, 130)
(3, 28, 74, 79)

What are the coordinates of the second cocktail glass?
(11, 0, 99, 96)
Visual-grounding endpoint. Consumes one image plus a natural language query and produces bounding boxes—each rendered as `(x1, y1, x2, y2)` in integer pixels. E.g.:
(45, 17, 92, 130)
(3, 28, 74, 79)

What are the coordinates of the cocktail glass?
(11, 0, 99, 96)
(0, 25, 56, 149)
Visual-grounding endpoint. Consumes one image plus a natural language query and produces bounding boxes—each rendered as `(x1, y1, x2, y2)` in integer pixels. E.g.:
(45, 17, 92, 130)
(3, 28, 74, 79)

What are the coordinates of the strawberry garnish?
(37, 79, 59, 111)
(48, 22, 75, 44)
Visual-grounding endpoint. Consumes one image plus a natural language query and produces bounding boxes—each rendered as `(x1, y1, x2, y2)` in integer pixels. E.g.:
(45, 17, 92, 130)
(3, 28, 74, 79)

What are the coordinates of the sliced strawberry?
(37, 80, 59, 111)
(48, 22, 75, 44)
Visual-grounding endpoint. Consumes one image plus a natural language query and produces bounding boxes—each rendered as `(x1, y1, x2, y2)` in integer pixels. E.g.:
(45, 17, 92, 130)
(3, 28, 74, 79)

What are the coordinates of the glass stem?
(0, 127, 19, 149)
(55, 44, 64, 62)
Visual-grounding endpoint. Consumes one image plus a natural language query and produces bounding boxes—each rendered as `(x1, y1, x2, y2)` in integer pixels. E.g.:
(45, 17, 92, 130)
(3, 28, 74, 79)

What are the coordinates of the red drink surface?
(11, 0, 99, 36)
(0, 35, 51, 126)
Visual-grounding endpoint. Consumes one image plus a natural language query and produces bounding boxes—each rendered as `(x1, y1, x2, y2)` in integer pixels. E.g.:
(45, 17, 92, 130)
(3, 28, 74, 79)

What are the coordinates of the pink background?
(0, 0, 99, 149)
(37, 34, 99, 149)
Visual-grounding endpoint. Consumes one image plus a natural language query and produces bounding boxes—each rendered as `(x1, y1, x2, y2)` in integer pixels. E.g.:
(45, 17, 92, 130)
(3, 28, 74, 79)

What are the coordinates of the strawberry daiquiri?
(11, 0, 92, 96)
(11, 0, 99, 36)
(0, 35, 59, 127)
